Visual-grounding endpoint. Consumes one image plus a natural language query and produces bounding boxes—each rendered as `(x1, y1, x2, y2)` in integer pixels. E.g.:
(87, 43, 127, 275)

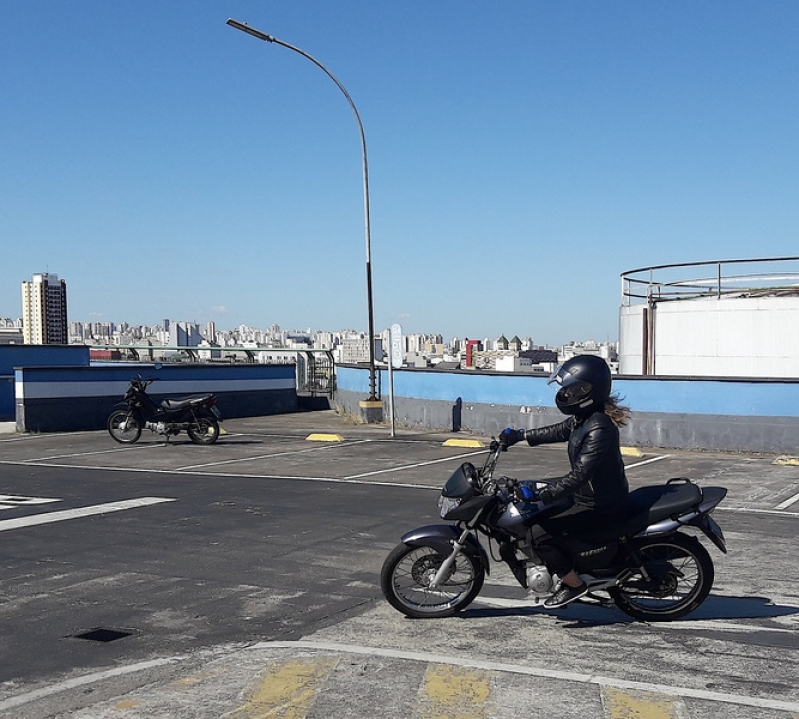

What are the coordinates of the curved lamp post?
(226, 18, 378, 402)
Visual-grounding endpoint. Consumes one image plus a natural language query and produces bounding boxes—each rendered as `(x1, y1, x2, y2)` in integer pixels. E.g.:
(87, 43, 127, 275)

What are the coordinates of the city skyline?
(5, 274, 613, 350)
(3, 3, 797, 346)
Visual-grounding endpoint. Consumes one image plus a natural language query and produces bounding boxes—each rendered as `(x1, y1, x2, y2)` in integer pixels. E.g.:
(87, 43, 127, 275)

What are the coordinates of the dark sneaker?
(544, 582, 588, 608)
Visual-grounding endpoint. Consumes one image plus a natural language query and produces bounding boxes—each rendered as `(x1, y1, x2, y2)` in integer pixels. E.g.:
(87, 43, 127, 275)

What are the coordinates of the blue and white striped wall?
(15, 363, 298, 432)
(0, 345, 90, 420)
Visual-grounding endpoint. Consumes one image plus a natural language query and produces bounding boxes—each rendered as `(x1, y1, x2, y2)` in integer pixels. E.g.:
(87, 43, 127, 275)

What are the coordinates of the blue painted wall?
(337, 366, 799, 418)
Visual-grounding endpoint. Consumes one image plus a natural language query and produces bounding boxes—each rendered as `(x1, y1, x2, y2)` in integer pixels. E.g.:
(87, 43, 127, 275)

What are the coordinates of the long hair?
(604, 393, 631, 427)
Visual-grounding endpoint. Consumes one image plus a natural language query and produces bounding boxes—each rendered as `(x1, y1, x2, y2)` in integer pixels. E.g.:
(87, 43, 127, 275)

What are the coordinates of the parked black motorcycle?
(381, 440, 727, 621)
(107, 375, 221, 445)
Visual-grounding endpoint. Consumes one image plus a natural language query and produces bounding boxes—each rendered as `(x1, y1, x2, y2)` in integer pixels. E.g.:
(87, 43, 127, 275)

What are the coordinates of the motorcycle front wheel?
(107, 410, 142, 444)
(610, 532, 714, 622)
(187, 412, 220, 444)
(380, 541, 484, 618)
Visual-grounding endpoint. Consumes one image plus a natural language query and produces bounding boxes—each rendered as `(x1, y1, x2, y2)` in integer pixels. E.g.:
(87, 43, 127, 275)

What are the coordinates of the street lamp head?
(226, 18, 275, 43)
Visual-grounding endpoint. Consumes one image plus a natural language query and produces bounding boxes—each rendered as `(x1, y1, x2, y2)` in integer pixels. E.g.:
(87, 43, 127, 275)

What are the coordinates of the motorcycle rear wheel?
(107, 410, 142, 444)
(380, 541, 484, 618)
(610, 532, 714, 621)
(187, 412, 220, 444)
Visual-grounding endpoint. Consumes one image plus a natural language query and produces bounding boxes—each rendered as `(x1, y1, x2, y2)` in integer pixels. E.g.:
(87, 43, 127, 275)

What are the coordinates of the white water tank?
(618, 258, 799, 378)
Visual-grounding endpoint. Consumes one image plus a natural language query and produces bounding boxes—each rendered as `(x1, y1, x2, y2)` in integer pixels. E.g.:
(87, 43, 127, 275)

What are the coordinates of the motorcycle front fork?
(429, 527, 472, 589)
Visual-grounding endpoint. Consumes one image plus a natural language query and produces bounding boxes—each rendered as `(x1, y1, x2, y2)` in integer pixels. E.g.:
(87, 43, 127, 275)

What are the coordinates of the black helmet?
(547, 355, 611, 415)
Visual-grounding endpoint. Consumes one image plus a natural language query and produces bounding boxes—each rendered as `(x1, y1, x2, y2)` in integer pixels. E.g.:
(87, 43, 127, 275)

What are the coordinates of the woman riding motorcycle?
(500, 354, 631, 608)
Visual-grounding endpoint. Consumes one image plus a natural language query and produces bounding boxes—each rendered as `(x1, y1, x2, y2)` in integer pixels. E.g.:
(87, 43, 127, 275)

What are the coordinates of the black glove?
(504, 478, 520, 496)
(499, 427, 525, 448)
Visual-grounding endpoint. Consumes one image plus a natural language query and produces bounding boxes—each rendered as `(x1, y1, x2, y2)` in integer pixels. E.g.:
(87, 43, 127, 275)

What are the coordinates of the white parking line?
(19, 443, 160, 463)
(625, 455, 672, 469)
(472, 595, 799, 634)
(177, 439, 373, 471)
(774, 490, 799, 510)
(0, 497, 176, 532)
(0, 657, 183, 712)
(0, 494, 60, 510)
(345, 450, 487, 480)
(255, 640, 799, 714)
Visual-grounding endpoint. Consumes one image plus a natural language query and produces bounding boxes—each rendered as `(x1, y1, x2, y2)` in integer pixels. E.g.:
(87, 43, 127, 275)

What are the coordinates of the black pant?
(532, 503, 625, 576)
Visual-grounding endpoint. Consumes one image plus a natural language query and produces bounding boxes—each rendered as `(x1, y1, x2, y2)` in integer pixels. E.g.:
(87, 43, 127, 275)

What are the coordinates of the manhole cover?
(72, 628, 134, 643)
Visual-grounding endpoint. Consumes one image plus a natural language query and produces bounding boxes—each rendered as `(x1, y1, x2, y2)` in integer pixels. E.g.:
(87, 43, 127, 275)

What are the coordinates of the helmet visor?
(547, 363, 581, 388)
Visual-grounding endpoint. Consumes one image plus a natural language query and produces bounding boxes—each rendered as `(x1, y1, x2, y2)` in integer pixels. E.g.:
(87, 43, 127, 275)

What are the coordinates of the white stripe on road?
(774, 490, 799, 510)
(625, 455, 672, 469)
(345, 450, 488, 480)
(2, 459, 799, 516)
(177, 439, 373, 472)
(0, 657, 183, 712)
(4, 638, 796, 714)
(472, 595, 799, 634)
(0, 497, 176, 532)
(716, 506, 799, 518)
(255, 640, 799, 714)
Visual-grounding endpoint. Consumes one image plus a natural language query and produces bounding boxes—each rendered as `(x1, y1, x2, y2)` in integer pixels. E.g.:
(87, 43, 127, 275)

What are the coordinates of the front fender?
(401, 524, 491, 576)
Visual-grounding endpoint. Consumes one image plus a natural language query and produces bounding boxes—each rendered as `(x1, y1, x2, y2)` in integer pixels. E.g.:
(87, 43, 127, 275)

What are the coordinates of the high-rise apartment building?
(21, 273, 68, 345)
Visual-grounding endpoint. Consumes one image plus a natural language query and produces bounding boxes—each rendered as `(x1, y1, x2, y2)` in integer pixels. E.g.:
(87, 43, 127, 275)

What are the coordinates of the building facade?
(21, 273, 68, 345)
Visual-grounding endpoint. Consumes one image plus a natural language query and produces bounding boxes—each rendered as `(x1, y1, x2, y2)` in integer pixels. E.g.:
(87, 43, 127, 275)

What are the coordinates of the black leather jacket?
(524, 410, 629, 512)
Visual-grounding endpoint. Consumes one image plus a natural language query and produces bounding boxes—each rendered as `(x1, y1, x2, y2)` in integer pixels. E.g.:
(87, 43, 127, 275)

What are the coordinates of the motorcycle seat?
(160, 395, 215, 410)
(614, 481, 703, 536)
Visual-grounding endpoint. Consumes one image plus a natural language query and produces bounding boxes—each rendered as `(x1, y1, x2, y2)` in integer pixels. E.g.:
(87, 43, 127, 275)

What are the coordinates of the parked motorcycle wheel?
(610, 532, 714, 622)
(187, 412, 220, 445)
(107, 410, 142, 444)
(380, 542, 484, 618)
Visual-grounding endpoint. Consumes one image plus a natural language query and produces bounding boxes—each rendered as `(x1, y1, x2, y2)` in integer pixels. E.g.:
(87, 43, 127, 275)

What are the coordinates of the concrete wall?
(333, 365, 799, 454)
(620, 295, 799, 377)
(16, 363, 298, 432)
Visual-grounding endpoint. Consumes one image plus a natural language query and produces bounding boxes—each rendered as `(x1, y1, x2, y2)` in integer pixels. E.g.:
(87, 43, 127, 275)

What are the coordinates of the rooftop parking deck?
(1, 411, 798, 717)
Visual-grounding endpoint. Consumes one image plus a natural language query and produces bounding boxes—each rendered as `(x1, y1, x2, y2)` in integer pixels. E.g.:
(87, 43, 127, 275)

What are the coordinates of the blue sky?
(2, 1, 797, 346)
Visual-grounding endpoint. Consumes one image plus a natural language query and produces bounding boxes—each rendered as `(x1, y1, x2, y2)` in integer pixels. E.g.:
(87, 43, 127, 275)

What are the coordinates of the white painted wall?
(619, 295, 799, 377)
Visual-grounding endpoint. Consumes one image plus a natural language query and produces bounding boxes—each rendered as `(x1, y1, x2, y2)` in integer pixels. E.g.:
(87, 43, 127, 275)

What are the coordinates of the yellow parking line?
(601, 686, 686, 718)
(443, 439, 485, 448)
(418, 664, 492, 719)
(230, 657, 337, 718)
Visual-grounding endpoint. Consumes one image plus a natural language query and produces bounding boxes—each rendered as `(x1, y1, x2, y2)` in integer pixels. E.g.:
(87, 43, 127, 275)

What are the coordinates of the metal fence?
(621, 256, 799, 305)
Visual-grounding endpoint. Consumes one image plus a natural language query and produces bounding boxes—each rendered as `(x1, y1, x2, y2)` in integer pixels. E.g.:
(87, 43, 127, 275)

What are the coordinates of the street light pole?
(226, 18, 378, 402)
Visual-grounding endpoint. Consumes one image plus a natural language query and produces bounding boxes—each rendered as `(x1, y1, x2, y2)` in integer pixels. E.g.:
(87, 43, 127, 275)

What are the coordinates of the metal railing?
(621, 257, 799, 306)
(88, 345, 336, 397)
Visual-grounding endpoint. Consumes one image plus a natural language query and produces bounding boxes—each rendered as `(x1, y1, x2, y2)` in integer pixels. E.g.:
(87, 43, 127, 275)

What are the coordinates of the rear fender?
(687, 513, 727, 554)
(401, 524, 491, 576)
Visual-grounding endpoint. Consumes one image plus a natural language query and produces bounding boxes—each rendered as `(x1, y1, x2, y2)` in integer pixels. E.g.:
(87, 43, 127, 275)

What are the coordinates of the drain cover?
(73, 628, 134, 643)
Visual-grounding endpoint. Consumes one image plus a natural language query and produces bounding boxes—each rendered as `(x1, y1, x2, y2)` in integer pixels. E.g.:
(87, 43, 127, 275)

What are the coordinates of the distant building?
(21, 273, 68, 345)
(0, 318, 24, 345)
(169, 321, 203, 347)
(205, 321, 216, 344)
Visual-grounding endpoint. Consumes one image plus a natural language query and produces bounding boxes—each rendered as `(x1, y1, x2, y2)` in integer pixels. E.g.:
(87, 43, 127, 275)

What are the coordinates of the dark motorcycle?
(381, 440, 727, 621)
(107, 375, 222, 445)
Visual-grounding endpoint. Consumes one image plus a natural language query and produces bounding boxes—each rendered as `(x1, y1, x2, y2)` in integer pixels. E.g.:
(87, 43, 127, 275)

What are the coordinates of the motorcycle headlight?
(438, 495, 461, 519)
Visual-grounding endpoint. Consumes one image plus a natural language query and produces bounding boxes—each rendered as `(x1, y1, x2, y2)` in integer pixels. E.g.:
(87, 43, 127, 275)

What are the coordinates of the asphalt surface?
(0, 410, 798, 718)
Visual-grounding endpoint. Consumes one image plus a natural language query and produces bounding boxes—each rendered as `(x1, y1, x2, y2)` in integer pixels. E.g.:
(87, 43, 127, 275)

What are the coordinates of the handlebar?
(477, 439, 506, 493)
(131, 375, 157, 389)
